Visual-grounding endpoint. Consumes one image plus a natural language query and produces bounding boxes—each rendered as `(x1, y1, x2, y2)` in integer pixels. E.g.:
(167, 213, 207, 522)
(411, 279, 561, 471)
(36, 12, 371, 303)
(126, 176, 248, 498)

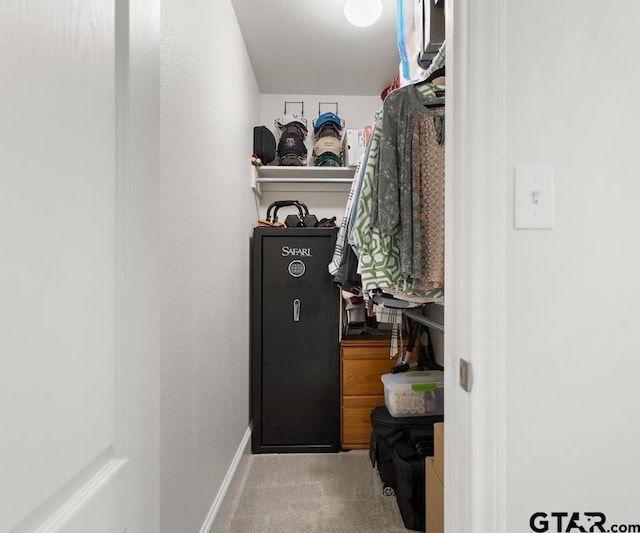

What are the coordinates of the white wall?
(503, 1, 640, 529)
(160, 0, 259, 531)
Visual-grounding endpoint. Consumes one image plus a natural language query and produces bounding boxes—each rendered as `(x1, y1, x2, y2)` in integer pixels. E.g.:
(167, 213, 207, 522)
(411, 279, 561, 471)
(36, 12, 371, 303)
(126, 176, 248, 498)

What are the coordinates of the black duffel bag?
(392, 442, 426, 531)
(369, 406, 444, 531)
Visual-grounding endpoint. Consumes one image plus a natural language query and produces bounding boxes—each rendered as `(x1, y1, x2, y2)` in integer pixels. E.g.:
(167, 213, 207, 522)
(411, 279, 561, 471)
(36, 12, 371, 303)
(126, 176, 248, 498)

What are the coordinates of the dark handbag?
(253, 126, 276, 165)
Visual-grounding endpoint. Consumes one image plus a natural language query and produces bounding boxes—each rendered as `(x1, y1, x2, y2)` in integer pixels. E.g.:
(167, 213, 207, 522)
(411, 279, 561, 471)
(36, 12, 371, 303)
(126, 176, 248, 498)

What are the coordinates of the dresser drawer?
(342, 396, 385, 448)
(340, 334, 419, 450)
(341, 343, 396, 360)
(342, 359, 398, 396)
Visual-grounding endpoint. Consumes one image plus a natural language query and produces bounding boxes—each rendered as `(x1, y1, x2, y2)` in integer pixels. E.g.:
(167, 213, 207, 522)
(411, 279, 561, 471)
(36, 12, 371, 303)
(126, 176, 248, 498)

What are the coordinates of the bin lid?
(381, 370, 444, 392)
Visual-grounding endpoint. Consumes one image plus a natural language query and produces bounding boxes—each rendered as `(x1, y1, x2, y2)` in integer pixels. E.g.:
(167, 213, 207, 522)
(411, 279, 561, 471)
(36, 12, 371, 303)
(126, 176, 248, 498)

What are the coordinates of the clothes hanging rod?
(404, 309, 444, 332)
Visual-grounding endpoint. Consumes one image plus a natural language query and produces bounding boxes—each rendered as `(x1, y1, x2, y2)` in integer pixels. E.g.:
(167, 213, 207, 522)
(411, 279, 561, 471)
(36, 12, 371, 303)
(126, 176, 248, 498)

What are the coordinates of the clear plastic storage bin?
(381, 371, 445, 417)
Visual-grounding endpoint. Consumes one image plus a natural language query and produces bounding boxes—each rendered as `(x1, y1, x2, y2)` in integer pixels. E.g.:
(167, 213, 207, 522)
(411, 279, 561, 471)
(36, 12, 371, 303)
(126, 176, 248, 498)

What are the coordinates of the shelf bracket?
(251, 166, 263, 198)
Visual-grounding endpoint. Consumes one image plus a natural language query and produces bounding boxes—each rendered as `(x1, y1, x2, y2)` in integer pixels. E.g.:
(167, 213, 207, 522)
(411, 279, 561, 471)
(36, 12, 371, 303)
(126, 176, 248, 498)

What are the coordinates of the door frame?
(445, 0, 507, 532)
(113, 0, 161, 530)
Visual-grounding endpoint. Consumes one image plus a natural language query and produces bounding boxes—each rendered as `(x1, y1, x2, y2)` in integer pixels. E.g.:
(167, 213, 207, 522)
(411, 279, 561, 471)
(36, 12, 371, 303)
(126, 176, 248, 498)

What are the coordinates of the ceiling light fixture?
(344, 0, 383, 28)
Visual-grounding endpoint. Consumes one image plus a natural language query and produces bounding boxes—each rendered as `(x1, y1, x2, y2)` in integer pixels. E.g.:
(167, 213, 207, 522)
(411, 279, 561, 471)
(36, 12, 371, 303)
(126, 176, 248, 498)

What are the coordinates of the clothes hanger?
(425, 66, 446, 83)
(413, 65, 446, 104)
(413, 66, 446, 88)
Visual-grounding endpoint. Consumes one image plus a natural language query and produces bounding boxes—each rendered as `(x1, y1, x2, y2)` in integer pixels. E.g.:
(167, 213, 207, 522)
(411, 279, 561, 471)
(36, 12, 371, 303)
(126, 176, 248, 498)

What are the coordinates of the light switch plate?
(514, 166, 555, 229)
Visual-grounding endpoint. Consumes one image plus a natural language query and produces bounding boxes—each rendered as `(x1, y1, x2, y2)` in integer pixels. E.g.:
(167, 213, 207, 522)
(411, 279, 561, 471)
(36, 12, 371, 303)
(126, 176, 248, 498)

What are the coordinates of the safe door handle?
(293, 299, 301, 322)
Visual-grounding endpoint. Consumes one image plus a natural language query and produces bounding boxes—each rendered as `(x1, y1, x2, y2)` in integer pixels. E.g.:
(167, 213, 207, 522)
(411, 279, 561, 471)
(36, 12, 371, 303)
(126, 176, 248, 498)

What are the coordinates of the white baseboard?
(199, 426, 252, 533)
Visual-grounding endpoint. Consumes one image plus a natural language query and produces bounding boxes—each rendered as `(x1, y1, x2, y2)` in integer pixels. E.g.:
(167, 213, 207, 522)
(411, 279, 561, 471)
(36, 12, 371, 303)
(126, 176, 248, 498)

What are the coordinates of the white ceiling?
(230, 0, 399, 96)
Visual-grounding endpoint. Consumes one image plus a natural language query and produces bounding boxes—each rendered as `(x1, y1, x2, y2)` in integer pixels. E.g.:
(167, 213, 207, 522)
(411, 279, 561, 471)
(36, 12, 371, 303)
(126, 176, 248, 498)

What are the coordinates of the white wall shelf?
(251, 165, 356, 196)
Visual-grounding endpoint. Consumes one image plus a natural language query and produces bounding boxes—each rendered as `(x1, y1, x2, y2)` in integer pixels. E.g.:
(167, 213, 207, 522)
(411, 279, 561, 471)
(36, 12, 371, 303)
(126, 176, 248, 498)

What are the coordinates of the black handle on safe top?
(266, 200, 305, 225)
(266, 200, 319, 227)
(294, 201, 319, 228)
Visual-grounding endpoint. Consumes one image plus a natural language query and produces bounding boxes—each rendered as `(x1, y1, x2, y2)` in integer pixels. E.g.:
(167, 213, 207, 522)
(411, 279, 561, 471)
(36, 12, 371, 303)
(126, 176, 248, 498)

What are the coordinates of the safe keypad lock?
(288, 260, 305, 277)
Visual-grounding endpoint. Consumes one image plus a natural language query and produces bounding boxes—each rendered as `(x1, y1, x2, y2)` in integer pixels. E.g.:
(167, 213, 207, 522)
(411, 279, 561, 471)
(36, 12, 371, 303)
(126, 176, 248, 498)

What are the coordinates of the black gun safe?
(251, 227, 340, 453)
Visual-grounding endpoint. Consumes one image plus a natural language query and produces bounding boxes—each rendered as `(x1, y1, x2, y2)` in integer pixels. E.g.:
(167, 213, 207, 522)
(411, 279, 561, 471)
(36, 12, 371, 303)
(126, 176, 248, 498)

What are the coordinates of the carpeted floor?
(221, 450, 410, 533)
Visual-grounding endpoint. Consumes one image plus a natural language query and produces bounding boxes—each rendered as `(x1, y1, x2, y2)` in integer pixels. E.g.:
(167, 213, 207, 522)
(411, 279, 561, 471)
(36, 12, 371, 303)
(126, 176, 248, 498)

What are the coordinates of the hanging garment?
(328, 155, 364, 283)
(411, 107, 445, 292)
(375, 82, 444, 283)
(373, 303, 404, 359)
(346, 112, 381, 252)
(352, 116, 408, 296)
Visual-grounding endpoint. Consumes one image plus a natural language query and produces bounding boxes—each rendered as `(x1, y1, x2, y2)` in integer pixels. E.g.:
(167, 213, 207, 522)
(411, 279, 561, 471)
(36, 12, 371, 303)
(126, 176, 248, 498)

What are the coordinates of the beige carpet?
(221, 450, 410, 533)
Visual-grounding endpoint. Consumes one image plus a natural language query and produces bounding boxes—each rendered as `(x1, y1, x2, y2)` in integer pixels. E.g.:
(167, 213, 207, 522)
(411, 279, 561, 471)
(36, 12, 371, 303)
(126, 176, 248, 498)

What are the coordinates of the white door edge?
(445, 0, 507, 532)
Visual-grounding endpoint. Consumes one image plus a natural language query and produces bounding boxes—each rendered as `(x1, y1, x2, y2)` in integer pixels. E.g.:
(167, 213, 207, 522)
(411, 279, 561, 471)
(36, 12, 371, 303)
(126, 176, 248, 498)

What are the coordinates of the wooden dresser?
(340, 334, 419, 450)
